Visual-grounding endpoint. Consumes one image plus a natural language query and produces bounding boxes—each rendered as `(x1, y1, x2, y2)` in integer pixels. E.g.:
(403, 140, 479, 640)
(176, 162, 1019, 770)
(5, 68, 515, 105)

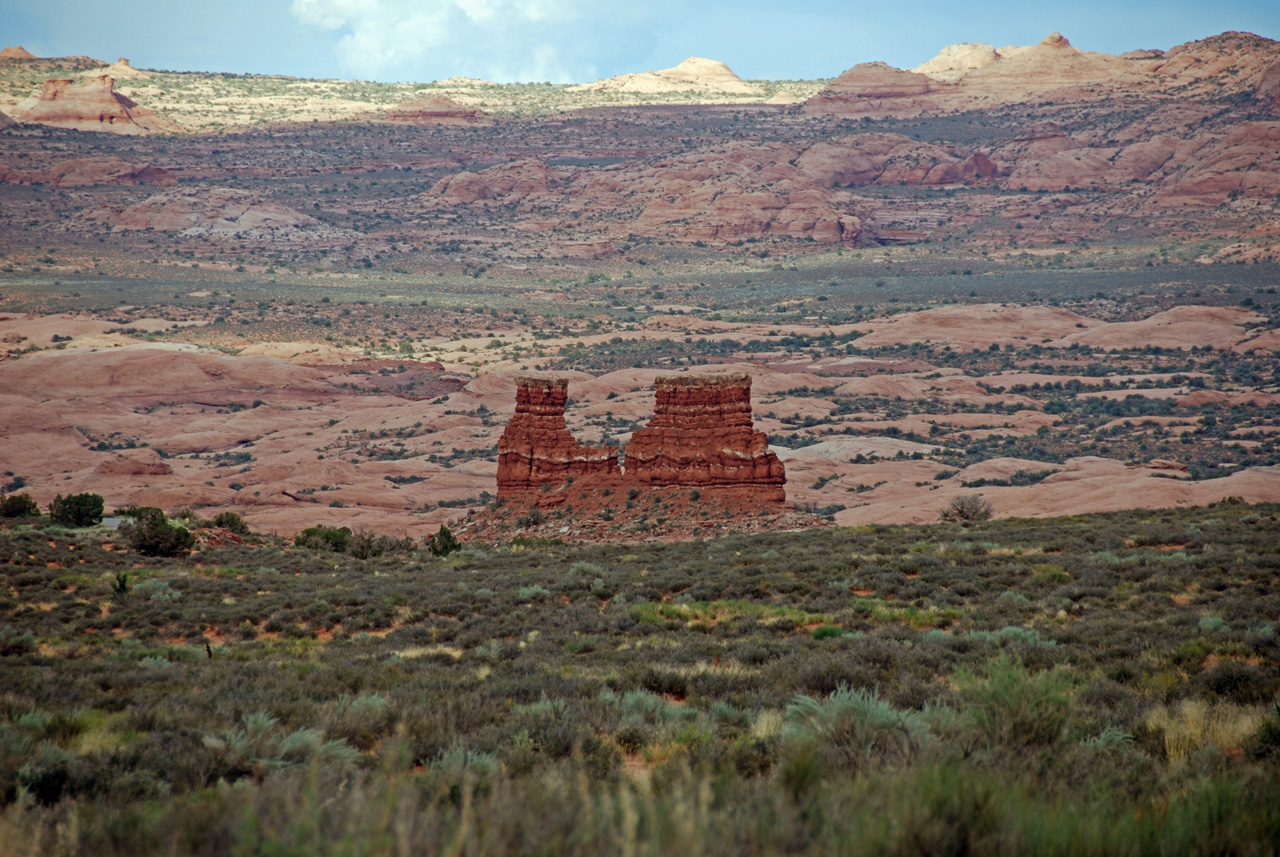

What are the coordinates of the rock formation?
(576, 57, 759, 95)
(384, 94, 486, 125)
(804, 62, 942, 118)
(74, 187, 361, 248)
(626, 373, 786, 501)
(495, 372, 786, 505)
(496, 375, 619, 497)
(11, 75, 175, 134)
(0, 46, 35, 60)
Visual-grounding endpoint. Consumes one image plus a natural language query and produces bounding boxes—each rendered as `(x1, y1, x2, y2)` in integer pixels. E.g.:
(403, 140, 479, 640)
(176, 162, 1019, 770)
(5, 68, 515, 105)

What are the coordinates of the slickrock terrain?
(2, 28, 1280, 547)
(10, 75, 175, 134)
(73, 187, 366, 249)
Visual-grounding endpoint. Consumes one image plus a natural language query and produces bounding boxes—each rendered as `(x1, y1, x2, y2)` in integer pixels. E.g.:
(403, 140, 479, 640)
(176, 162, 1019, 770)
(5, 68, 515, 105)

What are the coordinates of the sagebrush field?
(1, 502, 1278, 854)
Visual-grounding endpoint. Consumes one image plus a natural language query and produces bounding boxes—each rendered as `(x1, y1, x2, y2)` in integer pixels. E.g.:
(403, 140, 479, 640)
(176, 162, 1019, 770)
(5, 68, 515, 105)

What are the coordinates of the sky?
(2, 0, 1278, 84)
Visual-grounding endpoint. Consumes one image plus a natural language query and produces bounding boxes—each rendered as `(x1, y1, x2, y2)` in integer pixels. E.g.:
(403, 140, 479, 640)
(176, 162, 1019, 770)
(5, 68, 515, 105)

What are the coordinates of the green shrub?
(120, 508, 195, 557)
(48, 493, 104, 527)
(211, 511, 250, 535)
(955, 655, 1075, 750)
(295, 526, 352, 552)
(783, 685, 932, 773)
(0, 625, 37, 656)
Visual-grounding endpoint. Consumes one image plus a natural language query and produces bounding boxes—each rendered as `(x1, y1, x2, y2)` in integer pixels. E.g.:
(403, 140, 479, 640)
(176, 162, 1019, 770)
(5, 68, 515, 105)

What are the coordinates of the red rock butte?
(496, 372, 786, 506)
(496, 376, 620, 495)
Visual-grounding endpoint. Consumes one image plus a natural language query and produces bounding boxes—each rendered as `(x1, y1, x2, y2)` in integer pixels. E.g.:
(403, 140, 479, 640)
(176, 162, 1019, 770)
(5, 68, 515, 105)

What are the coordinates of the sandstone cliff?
(626, 373, 786, 501)
(495, 373, 785, 506)
(11, 75, 176, 134)
(496, 375, 619, 499)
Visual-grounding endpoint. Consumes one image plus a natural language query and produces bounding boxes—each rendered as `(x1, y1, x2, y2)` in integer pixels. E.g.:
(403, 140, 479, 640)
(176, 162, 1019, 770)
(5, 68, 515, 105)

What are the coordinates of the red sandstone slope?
(11, 75, 176, 134)
(812, 31, 1280, 118)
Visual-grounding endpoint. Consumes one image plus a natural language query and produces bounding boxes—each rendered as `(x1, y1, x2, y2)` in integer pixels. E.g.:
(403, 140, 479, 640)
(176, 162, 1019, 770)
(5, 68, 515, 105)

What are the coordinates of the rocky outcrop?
(74, 187, 362, 248)
(576, 57, 759, 95)
(911, 43, 1001, 81)
(496, 376, 619, 497)
(626, 373, 786, 501)
(11, 75, 176, 134)
(432, 159, 558, 204)
(804, 63, 942, 118)
(0, 46, 35, 60)
(495, 373, 786, 505)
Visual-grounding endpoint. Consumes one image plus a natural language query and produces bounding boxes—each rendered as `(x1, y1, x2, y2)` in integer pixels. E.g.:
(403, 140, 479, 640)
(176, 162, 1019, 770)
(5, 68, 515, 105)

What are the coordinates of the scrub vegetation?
(1, 501, 1278, 854)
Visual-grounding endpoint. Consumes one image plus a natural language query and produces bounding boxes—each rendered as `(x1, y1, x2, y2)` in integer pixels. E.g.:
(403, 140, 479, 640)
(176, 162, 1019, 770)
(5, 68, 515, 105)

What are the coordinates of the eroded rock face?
(496, 376, 619, 497)
(627, 373, 786, 501)
(495, 373, 786, 505)
(11, 75, 175, 134)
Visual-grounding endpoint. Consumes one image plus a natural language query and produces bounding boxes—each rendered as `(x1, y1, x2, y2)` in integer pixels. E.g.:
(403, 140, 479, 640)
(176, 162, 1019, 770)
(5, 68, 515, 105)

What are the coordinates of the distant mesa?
(384, 94, 487, 125)
(0, 45, 36, 60)
(497, 372, 786, 508)
(576, 56, 759, 95)
(10, 75, 175, 134)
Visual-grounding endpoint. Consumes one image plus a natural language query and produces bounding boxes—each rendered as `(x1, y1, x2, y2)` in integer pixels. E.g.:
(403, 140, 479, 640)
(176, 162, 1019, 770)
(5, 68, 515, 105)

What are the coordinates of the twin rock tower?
(496, 372, 786, 508)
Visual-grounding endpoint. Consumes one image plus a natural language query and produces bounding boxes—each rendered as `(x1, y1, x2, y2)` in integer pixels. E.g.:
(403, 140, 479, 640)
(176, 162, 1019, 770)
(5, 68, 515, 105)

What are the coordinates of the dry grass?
(1143, 699, 1265, 762)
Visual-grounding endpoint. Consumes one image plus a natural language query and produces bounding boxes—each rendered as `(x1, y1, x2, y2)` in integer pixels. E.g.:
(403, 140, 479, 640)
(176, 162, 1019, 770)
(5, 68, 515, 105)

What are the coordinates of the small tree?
(0, 494, 39, 518)
(427, 524, 460, 557)
(120, 507, 195, 557)
(48, 493, 104, 527)
(940, 494, 993, 524)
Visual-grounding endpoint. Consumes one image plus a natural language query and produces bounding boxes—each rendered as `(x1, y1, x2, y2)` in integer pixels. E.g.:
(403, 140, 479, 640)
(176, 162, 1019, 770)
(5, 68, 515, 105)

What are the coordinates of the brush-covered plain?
(1, 501, 1279, 854)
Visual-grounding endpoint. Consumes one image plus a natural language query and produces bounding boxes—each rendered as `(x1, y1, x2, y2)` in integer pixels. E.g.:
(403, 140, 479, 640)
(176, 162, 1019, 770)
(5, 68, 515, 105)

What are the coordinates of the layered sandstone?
(384, 94, 487, 125)
(11, 75, 175, 134)
(496, 376, 619, 497)
(626, 373, 786, 501)
(495, 373, 786, 505)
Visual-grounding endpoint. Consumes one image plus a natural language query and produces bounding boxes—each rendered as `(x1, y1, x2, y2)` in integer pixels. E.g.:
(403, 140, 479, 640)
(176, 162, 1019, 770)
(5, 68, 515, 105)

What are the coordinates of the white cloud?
(291, 0, 653, 82)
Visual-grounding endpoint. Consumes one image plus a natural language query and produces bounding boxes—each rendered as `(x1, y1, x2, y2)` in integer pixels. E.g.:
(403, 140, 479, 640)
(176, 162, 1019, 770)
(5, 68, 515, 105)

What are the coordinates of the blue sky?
(2, 0, 1278, 84)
